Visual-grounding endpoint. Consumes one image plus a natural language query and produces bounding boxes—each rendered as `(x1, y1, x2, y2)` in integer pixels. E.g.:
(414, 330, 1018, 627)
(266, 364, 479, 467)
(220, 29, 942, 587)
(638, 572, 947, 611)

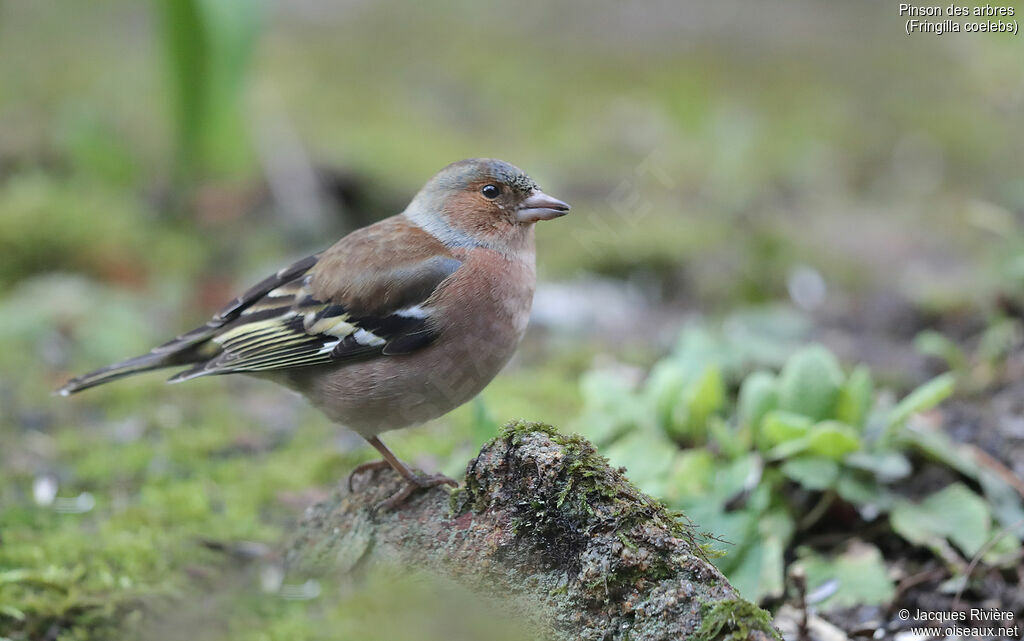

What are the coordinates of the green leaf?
(805, 421, 861, 460)
(0, 604, 26, 621)
(670, 365, 726, 442)
(689, 365, 726, 422)
(712, 453, 764, 502)
(897, 423, 979, 478)
(766, 436, 814, 460)
(793, 543, 894, 608)
(724, 536, 765, 601)
(573, 369, 650, 445)
(884, 373, 955, 438)
(778, 345, 845, 421)
(836, 472, 891, 516)
(977, 318, 1020, 363)
(0, 570, 33, 586)
(761, 410, 813, 447)
(781, 457, 840, 490)
(645, 360, 688, 430)
(835, 365, 874, 429)
(976, 525, 1023, 567)
(604, 430, 677, 497)
(978, 469, 1024, 535)
(156, 0, 266, 182)
(707, 416, 748, 459)
(844, 451, 912, 482)
(766, 421, 861, 462)
(698, 507, 758, 573)
(914, 330, 967, 371)
(738, 370, 778, 440)
(758, 510, 795, 599)
(890, 483, 990, 557)
(724, 509, 794, 602)
(664, 449, 716, 504)
(157, 0, 206, 178)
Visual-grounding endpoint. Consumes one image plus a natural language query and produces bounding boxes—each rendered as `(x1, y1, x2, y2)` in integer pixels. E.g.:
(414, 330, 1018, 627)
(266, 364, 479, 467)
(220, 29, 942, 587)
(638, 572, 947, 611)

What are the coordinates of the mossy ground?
(0, 339, 579, 639)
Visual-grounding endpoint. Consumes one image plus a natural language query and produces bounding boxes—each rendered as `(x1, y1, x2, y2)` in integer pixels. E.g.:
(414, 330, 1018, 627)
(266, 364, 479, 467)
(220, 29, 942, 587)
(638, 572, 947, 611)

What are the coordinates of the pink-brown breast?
(286, 240, 537, 437)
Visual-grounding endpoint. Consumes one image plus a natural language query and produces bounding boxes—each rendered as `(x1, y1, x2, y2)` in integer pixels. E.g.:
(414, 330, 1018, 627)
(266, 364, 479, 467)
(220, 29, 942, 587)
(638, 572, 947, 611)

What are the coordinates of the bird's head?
(405, 158, 570, 249)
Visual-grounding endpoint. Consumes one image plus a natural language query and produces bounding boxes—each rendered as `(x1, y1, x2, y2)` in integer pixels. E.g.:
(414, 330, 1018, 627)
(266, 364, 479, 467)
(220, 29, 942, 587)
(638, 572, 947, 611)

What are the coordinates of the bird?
(58, 158, 570, 510)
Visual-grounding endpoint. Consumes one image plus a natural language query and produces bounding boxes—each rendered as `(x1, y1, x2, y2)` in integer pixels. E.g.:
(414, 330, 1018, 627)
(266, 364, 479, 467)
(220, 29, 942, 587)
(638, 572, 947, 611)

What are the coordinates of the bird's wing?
(166, 218, 461, 382)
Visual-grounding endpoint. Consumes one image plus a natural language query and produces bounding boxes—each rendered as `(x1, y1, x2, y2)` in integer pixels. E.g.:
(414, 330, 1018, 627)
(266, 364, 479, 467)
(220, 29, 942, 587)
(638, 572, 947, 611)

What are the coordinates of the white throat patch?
(403, 205, 484, 249)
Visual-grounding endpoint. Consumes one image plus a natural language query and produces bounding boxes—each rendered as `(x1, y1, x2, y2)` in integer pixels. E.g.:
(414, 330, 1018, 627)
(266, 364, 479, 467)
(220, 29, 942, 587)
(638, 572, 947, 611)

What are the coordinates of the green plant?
(573, 310, 1024, 604)
(915, 318, 1023, 392)
(156, 0, 266, 191)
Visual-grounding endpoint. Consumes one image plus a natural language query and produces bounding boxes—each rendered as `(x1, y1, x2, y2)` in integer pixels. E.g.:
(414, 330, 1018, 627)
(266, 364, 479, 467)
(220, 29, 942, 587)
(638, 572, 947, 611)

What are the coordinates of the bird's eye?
(481, 184, 500, 199)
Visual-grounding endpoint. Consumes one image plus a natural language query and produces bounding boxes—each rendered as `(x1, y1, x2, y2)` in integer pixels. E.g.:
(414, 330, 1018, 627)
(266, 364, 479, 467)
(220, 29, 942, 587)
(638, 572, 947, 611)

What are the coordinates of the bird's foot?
(376, 472, 459, 512)
(346, 459, 393, 493)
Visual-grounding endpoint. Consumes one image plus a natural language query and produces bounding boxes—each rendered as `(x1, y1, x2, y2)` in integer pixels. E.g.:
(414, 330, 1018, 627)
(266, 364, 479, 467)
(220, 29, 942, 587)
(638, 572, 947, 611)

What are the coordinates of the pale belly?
(291, 329, 520, 436)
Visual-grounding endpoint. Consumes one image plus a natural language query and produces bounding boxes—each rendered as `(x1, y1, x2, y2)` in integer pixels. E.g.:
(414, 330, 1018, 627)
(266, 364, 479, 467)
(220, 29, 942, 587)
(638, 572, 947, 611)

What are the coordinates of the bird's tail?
(57, 352, 176, 396)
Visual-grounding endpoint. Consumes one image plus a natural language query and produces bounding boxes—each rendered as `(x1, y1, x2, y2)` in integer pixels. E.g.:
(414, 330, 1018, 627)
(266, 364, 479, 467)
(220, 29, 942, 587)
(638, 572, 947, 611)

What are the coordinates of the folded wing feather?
(167, 252, 460, 382)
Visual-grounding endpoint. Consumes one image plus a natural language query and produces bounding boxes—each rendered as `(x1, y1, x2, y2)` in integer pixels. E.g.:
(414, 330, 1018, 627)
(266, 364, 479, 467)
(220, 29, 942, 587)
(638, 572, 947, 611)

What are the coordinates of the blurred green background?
(2, 1, 1023, 639)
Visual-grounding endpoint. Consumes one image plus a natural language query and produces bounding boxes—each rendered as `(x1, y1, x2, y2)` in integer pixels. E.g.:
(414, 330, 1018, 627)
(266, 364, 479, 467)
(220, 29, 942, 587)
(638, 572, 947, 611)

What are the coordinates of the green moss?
(585, 559, 675, 600)
(0, 172, 210, 291)
(500, 419, 562, 442)
(505, 421, 696, 542)
(695, 599, 780, 641)
(462, 421, 703, 605)
(617, 531, 639, 551)
(0, 360, 431, 639)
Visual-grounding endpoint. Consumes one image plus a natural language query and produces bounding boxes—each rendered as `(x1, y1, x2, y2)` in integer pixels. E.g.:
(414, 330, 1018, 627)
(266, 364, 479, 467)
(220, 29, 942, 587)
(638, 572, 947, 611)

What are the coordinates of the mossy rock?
(289, 421, 780, 641)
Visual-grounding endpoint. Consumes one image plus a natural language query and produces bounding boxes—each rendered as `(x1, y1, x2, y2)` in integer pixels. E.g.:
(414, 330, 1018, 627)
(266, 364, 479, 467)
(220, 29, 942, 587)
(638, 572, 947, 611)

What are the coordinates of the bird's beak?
(517, 190, 570, 223)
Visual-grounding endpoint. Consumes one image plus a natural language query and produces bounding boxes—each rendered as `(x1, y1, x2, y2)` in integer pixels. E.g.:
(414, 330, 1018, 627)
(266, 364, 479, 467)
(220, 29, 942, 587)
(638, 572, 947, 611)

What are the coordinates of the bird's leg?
(349, 436, 458, 511)
(346, 459, 392, 493)
(346, 436, 408, 493)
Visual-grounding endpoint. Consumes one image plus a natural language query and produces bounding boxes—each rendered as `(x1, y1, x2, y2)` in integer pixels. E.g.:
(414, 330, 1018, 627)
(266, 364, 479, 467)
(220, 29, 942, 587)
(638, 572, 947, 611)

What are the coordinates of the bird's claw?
(348, 459, 458, 511)
(346, 459, 393, 493)
(375, 473, 459, 512)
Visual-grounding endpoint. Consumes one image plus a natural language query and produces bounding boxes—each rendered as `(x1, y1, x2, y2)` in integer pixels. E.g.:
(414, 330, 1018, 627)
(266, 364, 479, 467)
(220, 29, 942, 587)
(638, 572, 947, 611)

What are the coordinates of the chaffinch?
(59, 158, 570, 509)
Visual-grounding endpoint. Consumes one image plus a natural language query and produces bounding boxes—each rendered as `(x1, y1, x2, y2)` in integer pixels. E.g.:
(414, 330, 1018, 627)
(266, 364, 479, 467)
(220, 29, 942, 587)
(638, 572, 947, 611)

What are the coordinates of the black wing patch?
(165, 256, 459, 382)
